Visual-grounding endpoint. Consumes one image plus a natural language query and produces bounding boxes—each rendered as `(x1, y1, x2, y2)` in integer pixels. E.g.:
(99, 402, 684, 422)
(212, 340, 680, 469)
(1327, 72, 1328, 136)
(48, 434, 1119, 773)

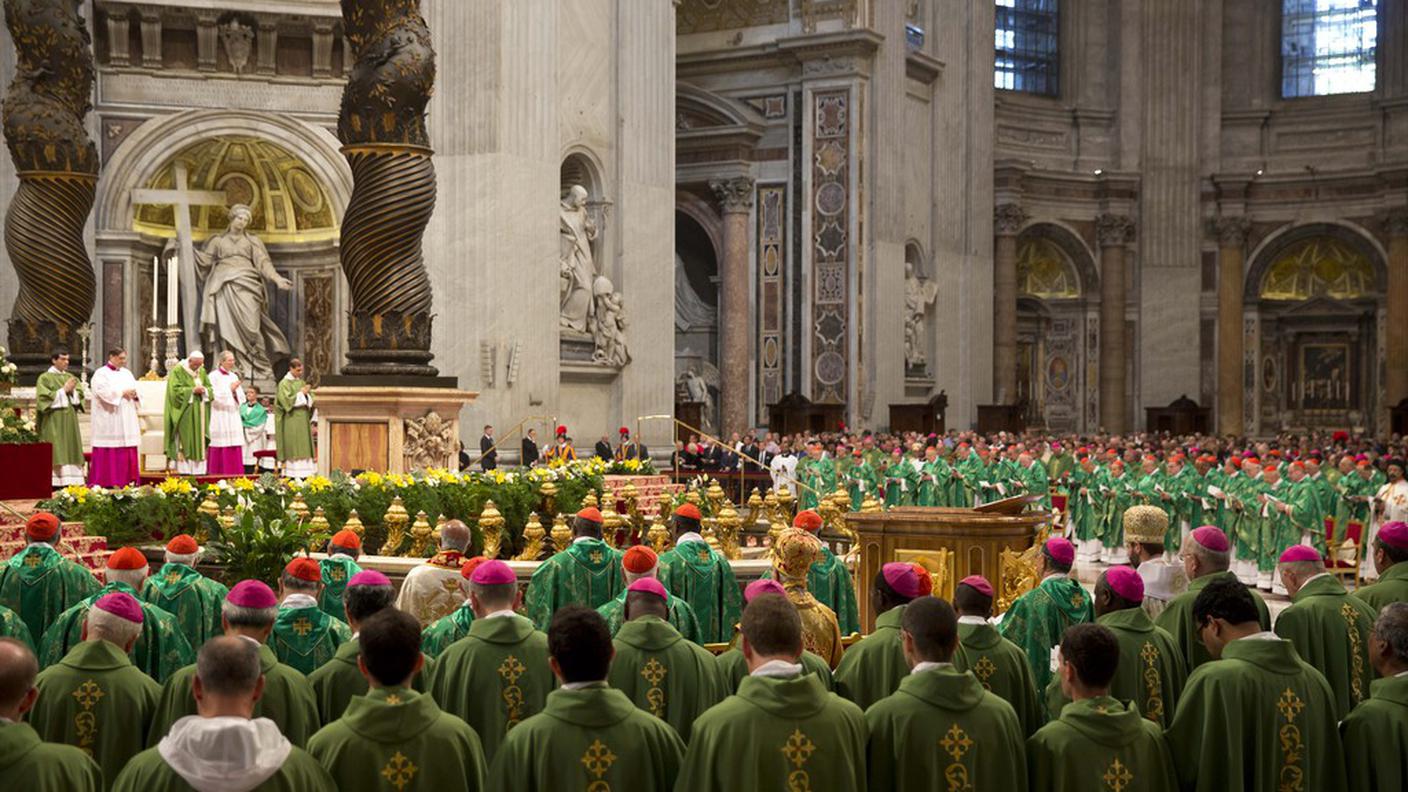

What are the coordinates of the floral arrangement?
(0, 346, 36, 443)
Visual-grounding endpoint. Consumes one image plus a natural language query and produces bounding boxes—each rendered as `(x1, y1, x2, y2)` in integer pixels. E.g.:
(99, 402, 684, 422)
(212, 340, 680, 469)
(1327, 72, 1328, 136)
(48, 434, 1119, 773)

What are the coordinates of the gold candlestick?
(409, 511, 434, 557)
(550, 513, 572, 553)
(478, 500, 505, 559)
(380, 496, 410, 556)
(516, 512, 545, 561)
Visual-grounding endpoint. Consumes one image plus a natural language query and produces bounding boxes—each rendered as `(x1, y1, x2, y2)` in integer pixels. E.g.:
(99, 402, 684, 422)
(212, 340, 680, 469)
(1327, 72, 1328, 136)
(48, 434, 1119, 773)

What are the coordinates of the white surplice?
(207, 368, 244, 448)
(89, 364, 141, 448)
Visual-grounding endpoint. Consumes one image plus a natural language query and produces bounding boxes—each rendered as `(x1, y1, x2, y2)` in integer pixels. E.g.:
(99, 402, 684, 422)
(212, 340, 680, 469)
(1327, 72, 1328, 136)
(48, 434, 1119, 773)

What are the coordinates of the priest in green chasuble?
(419, 556, 485, 657)
(606, 578, 724, 741)
(598, 544, 702, 642)
(0, 638, 102, 792)
(1154, 525, 1270, 671)
(835, 561, 930, 710)
(147, 580, 320, 747)
(318, 530, 365, 624)
(0, 512, 100, 641)
(487, 605, 685, 791)
(35, 349, 85, 486)
(951, 575, 1043, 737)
(997, 536, 1094, 694)
(425, 560, 554, 762)
(0, 604, 33, 652)
(271, 557, 352, 675)
(1026, 623, 1177, 792)
(865, 596, 1028, 792)
(1341, 603, 1408, 792)
(29, 592, 162, 788)
(1165, 576, 1345, 792)
(141, 534, 229, 651)
(1355, 520, 1408, 613)
(676, 592, 867, 792)
(163, 350, 212, 475)
(715, 579, 836, 692)
(656, 503, 742, 643)
(308, 609, 486, 791)
(275, 358, 317, 479)
(111, 636, 335, 792)
(524, 507, 624, 630)
(1273, 544, 1377, 719)
(40, 547, 194, 683)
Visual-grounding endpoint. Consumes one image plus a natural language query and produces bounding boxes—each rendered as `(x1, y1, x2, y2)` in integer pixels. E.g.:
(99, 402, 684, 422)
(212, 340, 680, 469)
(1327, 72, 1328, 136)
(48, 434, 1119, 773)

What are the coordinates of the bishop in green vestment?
(307, 609, 487, 792)
(835, 562, 927, 710)
(997, 537, 1094, 694)
(270, 557, 353, 675)
(141, 535, 229, 651)
(1155, 525, 1270, 671)
(865, 596, 1028, 792)
(1341, 603, 1408, 792)
(318, 530, 364, 623)
(715, 578, 835, 692)
(524, 509, 624, 629)
(35, 351, 85, 486)
(146, 580, 320, 747)
(162, 352, 212, 472)
(1354, 522, 1408, 613)
(1273, 547, 1378, 719)
(656, 505, 742, 643)
(606, 581, 724, 740)
(1016, 453, 1052, 511)
(0, 603, 34, 652)
(29, 592, 162, 788)
(0, 514, 100, 641)
(952, 576, 1043, 736)
(677, 593, 867, 792)
(0, 638, 103, 792)
(1165, 576, 1345, 792)
(40, 579, 193, 683)
(275, 359, 317, 478)
(597, 543, 702, 641)
(425, 559, 554, 762)
(112, 636, 334, 792)
(419, 598, 476, 658)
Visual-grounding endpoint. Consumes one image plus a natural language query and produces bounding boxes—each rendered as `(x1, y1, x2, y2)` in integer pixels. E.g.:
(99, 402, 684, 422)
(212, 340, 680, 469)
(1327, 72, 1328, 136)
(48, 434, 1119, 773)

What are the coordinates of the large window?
(1282, 0, 1378, 98)
(995, 0, 1059, 96)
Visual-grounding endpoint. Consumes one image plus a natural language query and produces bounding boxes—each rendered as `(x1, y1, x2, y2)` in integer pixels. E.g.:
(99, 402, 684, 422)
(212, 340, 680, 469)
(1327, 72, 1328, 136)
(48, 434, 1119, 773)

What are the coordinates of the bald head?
(197, 636, 262, 698)
(440, 520, 470, 552)
(0, 638, 38, 718)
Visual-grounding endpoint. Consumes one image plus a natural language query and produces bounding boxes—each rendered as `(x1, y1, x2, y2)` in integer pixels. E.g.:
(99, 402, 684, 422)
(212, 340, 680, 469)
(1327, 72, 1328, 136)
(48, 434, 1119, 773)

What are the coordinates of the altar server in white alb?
(205, 351, 246, 477)
(88, 348, 142, 488)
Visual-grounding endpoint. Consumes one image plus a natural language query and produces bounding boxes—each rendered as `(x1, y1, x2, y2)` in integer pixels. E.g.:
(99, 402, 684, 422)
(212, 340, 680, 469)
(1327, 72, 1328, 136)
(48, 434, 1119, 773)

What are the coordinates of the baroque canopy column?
(993, 204, 1027, 404)
(711, 176, 754, 436)
(1214, 216, 1251, 436)
(1097, 214, 1134, 433)
(1386, 214, 1408, 410)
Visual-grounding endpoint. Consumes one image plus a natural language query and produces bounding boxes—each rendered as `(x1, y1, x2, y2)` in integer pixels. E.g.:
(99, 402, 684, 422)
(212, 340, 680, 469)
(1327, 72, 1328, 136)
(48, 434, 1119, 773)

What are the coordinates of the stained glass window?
(1282, 0, 1378, 98)
(995, 0, 1059, 96)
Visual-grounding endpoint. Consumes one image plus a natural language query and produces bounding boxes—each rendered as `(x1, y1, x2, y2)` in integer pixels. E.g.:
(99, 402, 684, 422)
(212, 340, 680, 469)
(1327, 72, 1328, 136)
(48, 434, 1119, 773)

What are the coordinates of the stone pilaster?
(139, 9, 162, 68)
(107, 13, 131, 67)
(257, 20, 278, 76)
(313, 22, 336, 78)
(1097, 213, 1134, 432)
(1385, 213, 1408, 410)
(712, 176, 755, 436)
(992, 203, 1027, 404)
(1213, 216, 1251, 435)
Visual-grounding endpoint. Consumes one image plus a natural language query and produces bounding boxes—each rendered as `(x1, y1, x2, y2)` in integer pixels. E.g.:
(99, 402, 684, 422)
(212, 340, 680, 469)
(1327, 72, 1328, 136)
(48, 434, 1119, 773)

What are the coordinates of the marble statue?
(904, 260, 939, 372)
(679, 366, 715, 432)
(172, 205, 291, 384)
(559, 184, 599, 332)
(590, 276, 630, 367)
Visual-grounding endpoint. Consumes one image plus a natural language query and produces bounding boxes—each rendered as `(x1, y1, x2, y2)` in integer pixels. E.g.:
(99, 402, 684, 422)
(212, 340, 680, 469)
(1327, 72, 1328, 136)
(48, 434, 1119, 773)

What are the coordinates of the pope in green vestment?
(1156, 571, 1270, 672)
(997, 554, 1094, 694)
(954, 616, 1043, 736)
(149, 641, 321, 747)
(39, 581, 194, 682)
(1274, 568, 1377, 719)
(598, 585, 702, 642)
(317, 554, 362, 623)
(34, 364, 85, 482)
(1341, 669, 1408, 792)
(835, 604, 908, 711)
(307, 687, 487, 792)
(162, 359, 211, 465)
(1027, 696, 1177, 792)
(112, 732, 334, 792)
(657, 531, 742, 644)
(306, 638, 434, 724)
(716, 646, 834, 691)
(424, 612, 555, 761)
(30, 638, 162, 788)
(270, 597, 353, 675)
(607, 613, 725, 741)
(141, 562, 229, 651)
(1041, 606, 1186, 727)
(0, 721, 103, 792)
(275, 369, 316, 472)
(486, 682, 685, 791)
(420, 601, 475, 658)
(0, 603, 34, 652)
(0, 543, 100, 642)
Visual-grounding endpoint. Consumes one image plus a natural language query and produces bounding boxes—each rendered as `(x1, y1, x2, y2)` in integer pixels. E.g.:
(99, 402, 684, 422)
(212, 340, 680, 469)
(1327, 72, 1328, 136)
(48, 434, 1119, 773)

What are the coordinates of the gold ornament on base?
(715, 504, 742, 560)
(343, 509, 365, 540)
(646, 517, 671, 555)
(288, 493, 310, 524)
(602, 505, 623, 549)
(478, 500, 505, 559)
(705, 479, 726, 511)
(550, 513, 572, 553)
(776, 485, 795, 522)
(582, 491, 599, 510)
(409, 511, 434, 557)
(196, 494, 220, 544)
(308, 507, 331, 537)
(516, 512, 545, 561)
(539, 481, 558, 516)
(380, 496, 410, 556)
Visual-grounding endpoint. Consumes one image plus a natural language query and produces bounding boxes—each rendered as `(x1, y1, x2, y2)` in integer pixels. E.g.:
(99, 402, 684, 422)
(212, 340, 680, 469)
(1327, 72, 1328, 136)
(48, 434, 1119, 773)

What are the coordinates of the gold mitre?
(1122, 505, 1168, 544)
(772, 527, 821, 581)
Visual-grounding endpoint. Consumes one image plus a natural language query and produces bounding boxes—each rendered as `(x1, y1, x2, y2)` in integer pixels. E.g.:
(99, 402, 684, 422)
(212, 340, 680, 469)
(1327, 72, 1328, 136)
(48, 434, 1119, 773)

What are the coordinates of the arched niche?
(1245, 222, 1387, 304)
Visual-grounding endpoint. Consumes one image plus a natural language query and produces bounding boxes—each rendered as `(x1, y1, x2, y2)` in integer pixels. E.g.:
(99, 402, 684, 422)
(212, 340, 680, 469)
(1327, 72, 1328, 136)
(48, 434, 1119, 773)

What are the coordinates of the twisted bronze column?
(2, 0, 98, 374)
(338, 0, 438, 376)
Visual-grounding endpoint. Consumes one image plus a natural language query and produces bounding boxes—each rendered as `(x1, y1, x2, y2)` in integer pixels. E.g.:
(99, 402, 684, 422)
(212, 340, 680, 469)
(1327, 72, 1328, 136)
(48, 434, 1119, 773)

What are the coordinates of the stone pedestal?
(1097, 214, 1134, 433)
(1214, 217, 1251, 435)
(314, 386, 477, 475)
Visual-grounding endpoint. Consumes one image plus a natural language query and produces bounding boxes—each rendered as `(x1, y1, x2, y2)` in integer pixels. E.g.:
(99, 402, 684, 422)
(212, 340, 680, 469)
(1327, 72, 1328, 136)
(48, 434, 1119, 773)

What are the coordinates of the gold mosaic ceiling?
(1016, 238, 1081, 299)
(1259, 236, 1376, 301)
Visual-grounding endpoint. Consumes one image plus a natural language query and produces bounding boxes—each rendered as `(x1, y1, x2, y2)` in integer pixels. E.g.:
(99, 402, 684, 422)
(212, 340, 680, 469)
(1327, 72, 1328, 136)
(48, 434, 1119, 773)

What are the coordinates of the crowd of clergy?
(1, 489, 1407, 790)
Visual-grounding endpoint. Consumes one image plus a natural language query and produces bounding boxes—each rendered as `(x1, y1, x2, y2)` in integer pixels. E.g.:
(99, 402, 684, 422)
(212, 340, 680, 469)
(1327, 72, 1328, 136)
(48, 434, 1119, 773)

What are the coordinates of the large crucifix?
(132, 160, 227, 353)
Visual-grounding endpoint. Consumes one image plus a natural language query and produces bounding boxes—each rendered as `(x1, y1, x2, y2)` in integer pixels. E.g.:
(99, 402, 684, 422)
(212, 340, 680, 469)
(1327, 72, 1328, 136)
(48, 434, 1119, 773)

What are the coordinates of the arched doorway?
(1014, 224, 1099, 432)
(674, 208, 721, 432)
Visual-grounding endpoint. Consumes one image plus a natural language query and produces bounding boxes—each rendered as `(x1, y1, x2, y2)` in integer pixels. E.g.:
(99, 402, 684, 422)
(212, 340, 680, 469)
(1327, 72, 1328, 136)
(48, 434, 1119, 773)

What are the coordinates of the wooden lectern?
(847, 498, 1046, 632)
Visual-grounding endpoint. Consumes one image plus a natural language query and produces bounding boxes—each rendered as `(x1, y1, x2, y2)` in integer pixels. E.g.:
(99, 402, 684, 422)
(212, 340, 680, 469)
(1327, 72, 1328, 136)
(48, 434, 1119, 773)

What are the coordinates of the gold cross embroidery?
(22, 553, 41, 568)
(384, 694, 402, 705)
(72, 680, 104, 756)
(781, 728, 817, 769)
(379, 751, 418, 790)
(697, 547, 711, 562)
(1103, 758, 1133, 792)
(939, 723, 973, 762)
(1277, 688, 1305, 722)
(291, 617, 314, 637)
(163, 570, 182, 585)
(581, 739, 618, 779)
(329, 567, 346, 582)
(1340, 602, 1365, 704)
(1070, 591, 1085, 609)
(641, 658, 667, 686)
(972, 656, 997, 688)
(589, 550, 604, 564)
(1139, 642, 1160, 666)
(498, 655, 526, 684)
(73, 680, 105, 710)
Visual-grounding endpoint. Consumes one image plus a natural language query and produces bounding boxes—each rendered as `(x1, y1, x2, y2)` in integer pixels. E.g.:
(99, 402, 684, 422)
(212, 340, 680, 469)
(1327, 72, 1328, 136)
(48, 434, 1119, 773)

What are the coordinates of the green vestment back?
(524, 539, 624, 629)
(0, 721, 102, 792)
(656, 539, 742, 643)
(316, 556, 363, 623)
(607, 616, 725, 741)
(597, 586, 702, 642)
(1154, 571, 1270, 671)
(306, 638, 433, 723)
(140, 563, 229, 651)
(270, 603, 353, 675)
(1273, 573, 1377, 719)
(0, 544, 100, 641)
(148, 642, 320, 747)
(953, 619, 1043, 736)
(1353, 561, 1408, 613)
(997, 576, 1094, 693)
(714, 646, 834, 692)
(834, 604, 907, 710)
(0, 604, 34, 653)
(1027, 696, 1177, 792)
(419, 603, 475, 658)
(1040, 607, 1186, 727)
(39, 581, 194, 682)
(110, 743, 333, 792)
(1341, 674, 1408, 792)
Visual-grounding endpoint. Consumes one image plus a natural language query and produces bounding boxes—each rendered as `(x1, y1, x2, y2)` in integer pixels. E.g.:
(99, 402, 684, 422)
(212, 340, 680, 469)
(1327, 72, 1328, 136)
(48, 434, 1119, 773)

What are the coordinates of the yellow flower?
(305, 475, 333, 493)
(232, 478, 256, 492)
(358, 471, 384, 488)
(492, 470, 506, 485)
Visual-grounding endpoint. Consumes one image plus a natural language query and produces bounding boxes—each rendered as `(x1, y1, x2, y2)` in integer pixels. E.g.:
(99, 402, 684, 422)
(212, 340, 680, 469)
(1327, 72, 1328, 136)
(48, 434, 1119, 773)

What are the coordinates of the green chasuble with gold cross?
(1040, 607, 1186, 727)
(656, 539, 742, 644)
(1027, 696, 1177, 792)
(0, 603, 34, 653)
(141, 563, 229, 651)
(487, 684, 685, 792)
(676, 673, 867, 792)
(865, 665, 1028, 792)
(597, 584, 702, 642)
(0, 721, 102, 792)
(111, 743, 333, 792)
(1354, 561, 1408, 614)
(29, 639, 162, 788)
(424, 613, 554, 763)
(34, 370, 85, 467)
(1154, 571, 1271, 672)
(275, 375, 316, 462)
(162, 363, 211, 462)
(606, 615, 725, 742)
(1341, 674, 1408, 792)
(760, 544, 861, 636)
(524, 538, 623, 630)
(317, 555, 362, 623)
(307, 687, 487, 792)
(0, 544, 100, 642)
(1165, 637, 1345, 792)
(715, 646, 835, 692)
(1273, 573, 1378, 720)
(834, 604, 907, 711)
(953, 619, 1043, 737)
(270, 601, 353, 676)
(148, 642, 320, 747)
(997, 576, 1095, 694)
(306, 638, 434, 724)
(420, 602, 475, 658)
(39, 581, 194, 683)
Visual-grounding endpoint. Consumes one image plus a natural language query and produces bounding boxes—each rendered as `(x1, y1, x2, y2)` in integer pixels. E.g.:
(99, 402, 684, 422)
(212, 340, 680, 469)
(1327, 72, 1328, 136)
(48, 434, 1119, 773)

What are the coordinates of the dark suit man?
(521, 429, 540, 467)
(480, 425, 497, 470)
